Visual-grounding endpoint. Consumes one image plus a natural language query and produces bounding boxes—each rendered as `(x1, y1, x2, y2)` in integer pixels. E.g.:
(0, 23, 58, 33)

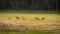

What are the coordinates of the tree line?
(0, 0, 58, 10)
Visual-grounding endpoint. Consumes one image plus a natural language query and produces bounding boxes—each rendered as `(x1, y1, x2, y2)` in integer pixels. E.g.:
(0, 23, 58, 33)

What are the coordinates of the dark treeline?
(0, 0, 16, 9)
(0, 0, 59, 10)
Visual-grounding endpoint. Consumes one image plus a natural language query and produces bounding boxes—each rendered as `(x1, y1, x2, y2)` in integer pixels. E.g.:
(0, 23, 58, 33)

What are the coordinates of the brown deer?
(21, 17, 25, 20)
(35, 17, 40, 20)
(16, 16, 20, 19)
(9, 17, 10, 20)
(41, 16, 45, 20)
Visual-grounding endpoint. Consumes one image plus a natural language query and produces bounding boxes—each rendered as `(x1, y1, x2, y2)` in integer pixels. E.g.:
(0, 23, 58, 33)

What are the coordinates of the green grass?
(24, 29, 51, 34)
(0, 29, 55, 34)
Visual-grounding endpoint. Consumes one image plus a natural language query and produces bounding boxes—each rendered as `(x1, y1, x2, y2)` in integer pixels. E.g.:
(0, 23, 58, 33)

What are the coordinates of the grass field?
(0, 13, 60, 34)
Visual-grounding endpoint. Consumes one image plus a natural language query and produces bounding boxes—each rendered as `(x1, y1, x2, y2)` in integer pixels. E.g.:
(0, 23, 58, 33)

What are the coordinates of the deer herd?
(9, 16, 45, 20)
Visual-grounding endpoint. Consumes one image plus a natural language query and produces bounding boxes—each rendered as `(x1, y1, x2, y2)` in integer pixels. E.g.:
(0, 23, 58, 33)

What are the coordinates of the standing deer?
(9, 17, 10, 20)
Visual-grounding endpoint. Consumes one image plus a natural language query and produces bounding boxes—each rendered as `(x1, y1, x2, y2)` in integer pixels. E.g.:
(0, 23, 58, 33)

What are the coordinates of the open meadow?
(0, 13, 60, 34)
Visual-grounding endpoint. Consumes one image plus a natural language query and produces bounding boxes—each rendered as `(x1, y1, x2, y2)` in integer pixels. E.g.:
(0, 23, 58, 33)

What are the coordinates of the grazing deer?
(41, 16, 45, 20)
(35, 17, 40, 20)
(16, 16, 20, 19)
(21, 17, 25, 20)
